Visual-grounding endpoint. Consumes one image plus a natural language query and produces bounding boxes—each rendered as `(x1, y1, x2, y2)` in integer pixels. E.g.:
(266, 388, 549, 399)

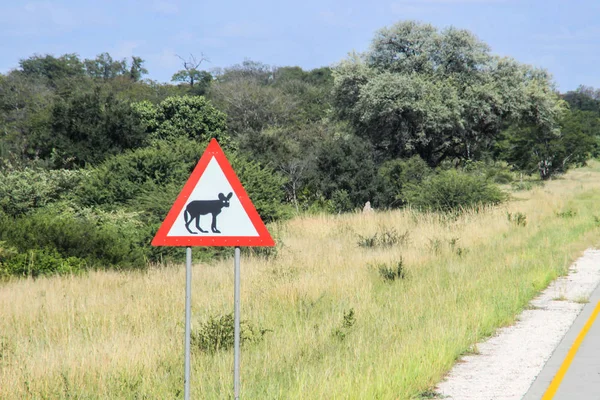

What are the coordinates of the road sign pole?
(150, 139, 276, 399)
(234, 246, 241, 399)
(184, 246, 192, 400)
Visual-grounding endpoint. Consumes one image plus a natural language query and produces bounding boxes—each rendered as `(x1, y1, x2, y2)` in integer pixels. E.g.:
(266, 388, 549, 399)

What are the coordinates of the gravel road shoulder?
(435, 248, 600, 400)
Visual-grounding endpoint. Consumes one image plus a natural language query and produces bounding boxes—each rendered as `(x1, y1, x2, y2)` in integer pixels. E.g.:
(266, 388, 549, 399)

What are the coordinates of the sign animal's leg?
(211, 214, 221, 234)
(196, 216, 208, 233)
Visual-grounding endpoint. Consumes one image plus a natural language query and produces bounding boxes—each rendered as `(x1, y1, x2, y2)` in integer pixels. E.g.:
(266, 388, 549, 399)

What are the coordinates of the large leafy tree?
(171, 54, 212, 95)
(496, 110, 598, 179)
(129, 56, 148, 82)
(0, 71, 54, 164)
(84, 53, 127, 80)
(19, 53, 85, 84)
(563, 86, 600, 113)
(132, 95, 229, 146)
(332, 21, 565, 167)
(43, 85, 147, 167)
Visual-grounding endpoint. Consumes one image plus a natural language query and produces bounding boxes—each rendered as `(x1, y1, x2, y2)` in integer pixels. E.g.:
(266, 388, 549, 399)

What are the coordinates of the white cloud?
(152, 0, 179, 15)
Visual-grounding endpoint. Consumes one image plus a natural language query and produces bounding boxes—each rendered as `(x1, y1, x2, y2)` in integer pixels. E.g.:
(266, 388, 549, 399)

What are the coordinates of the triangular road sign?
(151, 139, 275, 247)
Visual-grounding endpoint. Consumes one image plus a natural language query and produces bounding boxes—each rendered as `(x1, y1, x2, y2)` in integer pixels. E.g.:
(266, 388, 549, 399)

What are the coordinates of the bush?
(76, 138, 291, 223)
(358, 228, 409, 248)
(0, 204, 147, 269)
(0, 168, 87, 217)
(375, 260, 406, 282)
(74, 139, 206, 207)
(332, 308, 356, 341)
(507, 212, 527, 227)
(132, 96, 229, 146)
(191, 313, 269, 353)
(0, 248, 86, 279)
(461, 160, 515, 184)
(404, 169, 506, 212)
(376, 156, 432, 208)
(312, 135, 379, 210)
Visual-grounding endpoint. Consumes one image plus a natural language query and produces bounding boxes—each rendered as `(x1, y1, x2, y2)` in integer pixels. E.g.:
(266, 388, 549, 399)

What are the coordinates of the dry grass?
(2, 162, 600, 399)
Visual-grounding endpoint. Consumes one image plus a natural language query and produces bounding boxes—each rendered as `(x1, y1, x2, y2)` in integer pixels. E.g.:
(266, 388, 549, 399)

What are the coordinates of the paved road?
(524, 282, 600, 399)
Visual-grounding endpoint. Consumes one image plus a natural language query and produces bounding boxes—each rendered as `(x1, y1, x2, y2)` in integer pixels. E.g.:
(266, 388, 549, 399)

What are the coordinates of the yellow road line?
(542, 301, 600, 399)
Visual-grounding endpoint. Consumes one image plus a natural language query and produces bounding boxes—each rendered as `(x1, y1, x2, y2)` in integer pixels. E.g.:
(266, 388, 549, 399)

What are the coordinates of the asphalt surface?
(524, 281, 600, 400)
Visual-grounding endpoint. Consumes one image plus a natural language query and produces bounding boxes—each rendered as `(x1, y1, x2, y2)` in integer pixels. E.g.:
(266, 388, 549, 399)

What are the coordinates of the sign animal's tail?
(184, 208, 190, 227)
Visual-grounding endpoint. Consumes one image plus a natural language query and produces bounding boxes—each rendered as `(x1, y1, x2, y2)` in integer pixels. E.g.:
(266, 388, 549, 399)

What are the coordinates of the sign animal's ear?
(227, 192, 233, 200)
(218, 193, 226, 201)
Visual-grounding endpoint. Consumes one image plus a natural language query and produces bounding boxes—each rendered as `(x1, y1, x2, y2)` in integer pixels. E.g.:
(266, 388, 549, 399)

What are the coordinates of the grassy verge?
(1, 162, 600, 399)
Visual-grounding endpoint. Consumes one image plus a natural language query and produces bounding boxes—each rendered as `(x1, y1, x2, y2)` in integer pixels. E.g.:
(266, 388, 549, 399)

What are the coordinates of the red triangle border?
(151, 139, 275, 247)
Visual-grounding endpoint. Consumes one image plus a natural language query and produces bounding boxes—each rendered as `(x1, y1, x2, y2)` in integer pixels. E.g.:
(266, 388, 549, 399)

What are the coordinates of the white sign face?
(166, 157, 259, 238)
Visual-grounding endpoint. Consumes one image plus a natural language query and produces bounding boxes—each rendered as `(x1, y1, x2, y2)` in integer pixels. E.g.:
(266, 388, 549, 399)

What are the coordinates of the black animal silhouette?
(184, 192, 233, 234)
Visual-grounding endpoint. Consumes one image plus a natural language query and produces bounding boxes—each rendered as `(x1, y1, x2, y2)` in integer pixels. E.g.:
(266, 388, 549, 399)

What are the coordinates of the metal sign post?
(234, 246, 241, 399)
(184, 247, 192, 400)
(151, 139, 275, 399)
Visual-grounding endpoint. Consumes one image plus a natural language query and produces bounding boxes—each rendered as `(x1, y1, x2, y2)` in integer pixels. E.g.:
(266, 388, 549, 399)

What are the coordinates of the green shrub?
(556, 209, 577, 218)
(191, 313, 269, 353)
(0, 168, 87, 217)
(0, 248, 85, 278)
(132, 96, 229, 145)
(375, 260, 406, 282)
(376, 155, 432, 208)
(507, 212, 527, 227)
(332, 308, 356, 341)
(330, 189, 353, 213)
(461, 160, 515, 184)
(74, 139, 205, 207)
(404, 169, 506, 212)
(358, 229, 409, 248)
(76, 138, 291, 223)
(0, 204, 147, 269)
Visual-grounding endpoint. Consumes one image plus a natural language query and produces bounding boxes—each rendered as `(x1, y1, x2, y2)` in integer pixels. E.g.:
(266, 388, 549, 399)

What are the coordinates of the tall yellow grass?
(2, 163, 600, 399)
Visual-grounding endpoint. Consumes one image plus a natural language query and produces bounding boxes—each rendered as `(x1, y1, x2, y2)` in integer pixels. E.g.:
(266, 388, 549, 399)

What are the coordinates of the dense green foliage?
(404, 169, 506, 212)
(0, 20, 598, 275)
(332, 21, 568, 168)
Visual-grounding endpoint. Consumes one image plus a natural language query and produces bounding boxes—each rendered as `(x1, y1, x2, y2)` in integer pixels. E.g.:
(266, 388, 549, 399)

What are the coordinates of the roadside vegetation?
(1, 162, 600, 398)
(1, 18, 600, 399)
(1, 21, 599, 276)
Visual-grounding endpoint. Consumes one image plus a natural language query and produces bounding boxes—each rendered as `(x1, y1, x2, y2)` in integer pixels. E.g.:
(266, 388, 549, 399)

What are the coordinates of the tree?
(19, 53, 85, 83)
(215, 59, 275, 85)
(332, 21, 565, 166)
(132, 95, 229, 145)
(495, 111, 596, 180)
(0, 71, 55, 164)
(209, 78, 299, 134)
(563, 86, 600, 113)
(311, 134, 379, 210)
(42, 85, 147, 167)
(172, 69, 212, 88)
(84, 53, 127, 80)
(129, 56, 148, 82)
(171, 54, 212, 93)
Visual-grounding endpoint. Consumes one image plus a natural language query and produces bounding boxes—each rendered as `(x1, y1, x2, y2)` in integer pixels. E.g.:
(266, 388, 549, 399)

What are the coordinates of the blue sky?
(0, 0, 598, 92)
